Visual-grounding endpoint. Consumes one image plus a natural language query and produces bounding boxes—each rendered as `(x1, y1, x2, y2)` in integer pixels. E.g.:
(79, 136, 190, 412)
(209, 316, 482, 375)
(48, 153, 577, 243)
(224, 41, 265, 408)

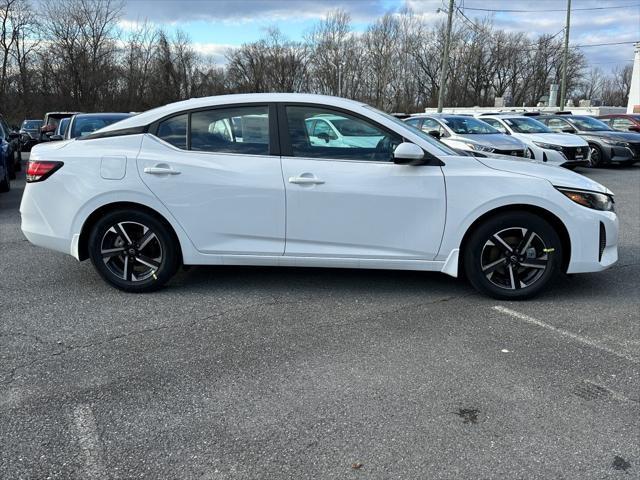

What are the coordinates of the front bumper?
(566, 209, 618, 274)
(608, 144, 640, 164)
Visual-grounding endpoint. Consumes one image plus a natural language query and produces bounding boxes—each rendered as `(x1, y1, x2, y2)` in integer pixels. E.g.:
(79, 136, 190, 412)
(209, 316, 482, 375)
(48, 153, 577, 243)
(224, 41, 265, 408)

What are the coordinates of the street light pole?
(559, 0, 571, 109)
(437, 0, 455, 112)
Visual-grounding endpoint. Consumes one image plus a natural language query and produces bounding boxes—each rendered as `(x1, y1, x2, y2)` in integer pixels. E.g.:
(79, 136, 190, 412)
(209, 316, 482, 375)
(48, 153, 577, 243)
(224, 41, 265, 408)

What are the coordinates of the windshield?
(504, 117, 551, 134)
(22, 120, 42, 129)
(70, 114, 131, 138)
(364, 105, 458, 155)
(570, 116, 611, 131)
(441, 116, 498, 134)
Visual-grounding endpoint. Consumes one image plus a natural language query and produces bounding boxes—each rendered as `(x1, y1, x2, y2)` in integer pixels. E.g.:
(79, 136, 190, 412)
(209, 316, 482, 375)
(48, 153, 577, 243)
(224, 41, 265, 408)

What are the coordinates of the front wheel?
(589, 144, 604, 168)
(88, 210, 179, 292)
(464, 212, 563, 300)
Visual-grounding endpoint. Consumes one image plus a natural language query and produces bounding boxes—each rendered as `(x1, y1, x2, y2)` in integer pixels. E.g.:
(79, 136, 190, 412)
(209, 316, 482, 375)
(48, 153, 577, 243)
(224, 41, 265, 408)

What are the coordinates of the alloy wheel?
(589, 146, 601, 167)
(100, 221, 163, 282)
(480, 227, 549, 290)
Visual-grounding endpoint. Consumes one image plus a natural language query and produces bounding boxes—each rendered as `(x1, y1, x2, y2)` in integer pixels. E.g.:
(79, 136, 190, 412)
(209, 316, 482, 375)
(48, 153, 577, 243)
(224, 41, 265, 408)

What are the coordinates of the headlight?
(464, 142, 493, 152)
(556, 187, 615, 212)
(533, 141, 563, 151)
(602, 138, 630, 147)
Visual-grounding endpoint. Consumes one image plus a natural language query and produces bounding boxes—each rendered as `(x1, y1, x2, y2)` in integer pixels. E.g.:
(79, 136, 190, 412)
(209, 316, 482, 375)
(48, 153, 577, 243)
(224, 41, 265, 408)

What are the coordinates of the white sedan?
(480, 115, 591, 169)
(20, 94, 618, 299)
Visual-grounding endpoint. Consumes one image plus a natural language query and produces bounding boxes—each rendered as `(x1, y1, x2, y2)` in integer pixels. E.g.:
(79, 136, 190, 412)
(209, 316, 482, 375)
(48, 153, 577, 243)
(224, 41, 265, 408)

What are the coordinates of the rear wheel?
(464, 212, 563, 300)
(88, 210, 179, 292)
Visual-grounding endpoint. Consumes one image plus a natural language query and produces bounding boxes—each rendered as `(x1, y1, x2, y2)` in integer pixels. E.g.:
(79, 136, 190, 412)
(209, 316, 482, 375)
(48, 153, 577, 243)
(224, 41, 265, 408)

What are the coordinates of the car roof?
(72, 112, 132, 119)
(98, 93, 368, 134)
(410, 113, 472, 119)
(480, 115, 531, 120)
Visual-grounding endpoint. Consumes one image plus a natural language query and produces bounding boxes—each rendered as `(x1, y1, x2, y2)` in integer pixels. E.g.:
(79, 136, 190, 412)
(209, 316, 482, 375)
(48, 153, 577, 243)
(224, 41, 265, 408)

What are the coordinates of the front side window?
(285, 106, 401, 161)
(191, 106, 269, 155)
(612, 118, 633, 130)
(157, 114, 188, 149)
(481, 118, 508, 133)
(545, 118, 570, 132)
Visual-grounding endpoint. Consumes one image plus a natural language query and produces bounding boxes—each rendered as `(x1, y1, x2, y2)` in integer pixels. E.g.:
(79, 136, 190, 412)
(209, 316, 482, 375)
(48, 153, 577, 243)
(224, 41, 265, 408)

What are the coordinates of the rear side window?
(157, 114, 187, 149)
(190, 106, 269, 155)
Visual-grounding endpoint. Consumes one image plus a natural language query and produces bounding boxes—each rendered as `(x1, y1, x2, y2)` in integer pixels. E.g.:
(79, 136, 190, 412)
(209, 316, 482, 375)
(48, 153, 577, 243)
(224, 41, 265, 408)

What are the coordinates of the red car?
(597, 114, 640, 133)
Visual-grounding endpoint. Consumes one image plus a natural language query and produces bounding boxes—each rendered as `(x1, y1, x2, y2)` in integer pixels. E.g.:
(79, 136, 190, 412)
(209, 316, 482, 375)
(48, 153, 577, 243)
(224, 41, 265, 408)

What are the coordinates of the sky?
(121, 0, 640, 69)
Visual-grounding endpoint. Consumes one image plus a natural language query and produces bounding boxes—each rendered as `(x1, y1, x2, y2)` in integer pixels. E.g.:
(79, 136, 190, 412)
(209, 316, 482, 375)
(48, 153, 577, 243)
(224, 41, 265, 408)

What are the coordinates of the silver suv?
(406, 114, 530, 158)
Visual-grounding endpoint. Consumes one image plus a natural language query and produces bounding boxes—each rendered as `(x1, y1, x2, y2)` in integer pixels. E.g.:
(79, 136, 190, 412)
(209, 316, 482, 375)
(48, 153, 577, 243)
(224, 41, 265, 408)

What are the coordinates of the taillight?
(26, 160, 63, 183)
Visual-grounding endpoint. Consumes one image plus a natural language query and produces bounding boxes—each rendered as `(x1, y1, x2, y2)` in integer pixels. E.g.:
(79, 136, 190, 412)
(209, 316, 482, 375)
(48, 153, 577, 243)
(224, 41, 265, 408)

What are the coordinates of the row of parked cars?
(0, 111, 132, 193)
(401, 112, 640, 170)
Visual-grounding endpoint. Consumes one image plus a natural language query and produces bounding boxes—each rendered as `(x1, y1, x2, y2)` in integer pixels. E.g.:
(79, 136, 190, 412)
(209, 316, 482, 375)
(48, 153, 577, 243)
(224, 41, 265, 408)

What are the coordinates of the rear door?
(137, 103, 286, 255)
(279, 103, 446, 260)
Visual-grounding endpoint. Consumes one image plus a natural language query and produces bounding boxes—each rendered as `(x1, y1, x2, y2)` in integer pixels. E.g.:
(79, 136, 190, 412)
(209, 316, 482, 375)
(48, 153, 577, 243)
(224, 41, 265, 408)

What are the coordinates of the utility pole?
(437, 0, 455, 112)
(559, 0, 571, 109)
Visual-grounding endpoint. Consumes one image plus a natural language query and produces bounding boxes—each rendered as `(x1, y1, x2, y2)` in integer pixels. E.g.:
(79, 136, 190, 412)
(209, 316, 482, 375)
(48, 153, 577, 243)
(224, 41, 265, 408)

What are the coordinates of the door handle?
(288, 176, 324, 185)
(144, 166, 181, 175)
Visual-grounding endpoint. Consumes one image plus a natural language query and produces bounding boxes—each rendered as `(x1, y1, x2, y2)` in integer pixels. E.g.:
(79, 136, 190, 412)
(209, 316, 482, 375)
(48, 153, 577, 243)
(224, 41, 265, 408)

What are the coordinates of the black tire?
(14, 149, 21, 171)
(589, 143, 604, 168)
(0, 162, 10, 192)
(463, 212, 563, 300)
(88, 209, 179, 292)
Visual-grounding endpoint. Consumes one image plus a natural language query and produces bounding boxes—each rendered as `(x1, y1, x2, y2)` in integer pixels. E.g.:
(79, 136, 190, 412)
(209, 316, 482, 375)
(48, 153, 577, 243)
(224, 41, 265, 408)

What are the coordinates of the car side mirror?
(426, 130, 441, 139)
(629, 126, 640, 132)
(562, 127, 575, 133)
(49, 134, 63, 141)
(317, 132, 330, 143)
(393, 142, 426, 165)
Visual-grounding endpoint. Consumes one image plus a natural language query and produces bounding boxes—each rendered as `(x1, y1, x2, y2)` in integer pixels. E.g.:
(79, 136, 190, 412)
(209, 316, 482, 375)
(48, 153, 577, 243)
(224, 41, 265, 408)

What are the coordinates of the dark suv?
(538, 114, 640, 167)
(0, 115, 21, 178)
(19, 119, 43, 151)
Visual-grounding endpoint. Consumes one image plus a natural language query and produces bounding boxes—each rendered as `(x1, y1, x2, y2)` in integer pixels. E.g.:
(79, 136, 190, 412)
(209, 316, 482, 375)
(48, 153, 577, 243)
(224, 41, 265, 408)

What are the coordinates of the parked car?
(305, 114, 384, 148)
(405, 114, 529, 157)
(59, 112, 133, 140)
(19, 119, 43, 151)
(0, 135, 10, 192)
(538, 114, 640, 167)
(50, 117, 71, 140)
(40, 112, 77, 140)
(597, 114, 640, 133)
(21, 93, 618, 300)
(479, 115, 590, 169)
(0, 117, 22, 179)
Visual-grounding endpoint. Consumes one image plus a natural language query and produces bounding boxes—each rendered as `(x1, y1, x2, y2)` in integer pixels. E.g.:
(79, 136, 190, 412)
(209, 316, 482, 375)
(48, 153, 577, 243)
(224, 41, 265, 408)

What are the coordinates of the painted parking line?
(71, 404, 106, 479)
(492, 306, 639, 364)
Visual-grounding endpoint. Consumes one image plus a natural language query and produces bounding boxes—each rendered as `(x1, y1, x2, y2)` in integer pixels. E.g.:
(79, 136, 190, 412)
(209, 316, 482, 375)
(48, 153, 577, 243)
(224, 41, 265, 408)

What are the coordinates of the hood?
(456, 133, 525, 150)
(474, 156, 611, 194)
(578, 130, 640, 142)
(518, 132, 587, 147)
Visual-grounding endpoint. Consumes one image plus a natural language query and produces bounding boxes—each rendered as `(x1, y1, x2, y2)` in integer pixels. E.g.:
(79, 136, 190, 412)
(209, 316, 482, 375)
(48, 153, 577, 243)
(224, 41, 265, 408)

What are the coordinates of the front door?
(279, 104, 446, 260)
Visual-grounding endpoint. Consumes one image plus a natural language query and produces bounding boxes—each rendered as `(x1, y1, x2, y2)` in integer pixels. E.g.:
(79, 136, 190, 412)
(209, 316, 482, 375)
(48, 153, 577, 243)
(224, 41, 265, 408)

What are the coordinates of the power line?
(572, 40, 639, 47)
(461, 3, 640, 13)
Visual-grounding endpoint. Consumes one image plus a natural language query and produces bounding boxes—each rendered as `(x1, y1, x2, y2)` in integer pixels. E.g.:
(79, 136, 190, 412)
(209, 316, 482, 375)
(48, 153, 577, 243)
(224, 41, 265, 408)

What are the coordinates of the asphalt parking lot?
(1, 156, 638, 479)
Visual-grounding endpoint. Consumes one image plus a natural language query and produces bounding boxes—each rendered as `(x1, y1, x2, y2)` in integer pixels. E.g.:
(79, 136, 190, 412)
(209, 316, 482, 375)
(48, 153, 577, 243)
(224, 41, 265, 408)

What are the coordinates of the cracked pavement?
(0, 158, 638, 479)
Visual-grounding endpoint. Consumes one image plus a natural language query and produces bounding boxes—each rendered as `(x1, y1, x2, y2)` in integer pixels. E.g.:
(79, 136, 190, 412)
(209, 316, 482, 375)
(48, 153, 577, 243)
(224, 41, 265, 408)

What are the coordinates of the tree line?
(0, 0, 632, 125)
